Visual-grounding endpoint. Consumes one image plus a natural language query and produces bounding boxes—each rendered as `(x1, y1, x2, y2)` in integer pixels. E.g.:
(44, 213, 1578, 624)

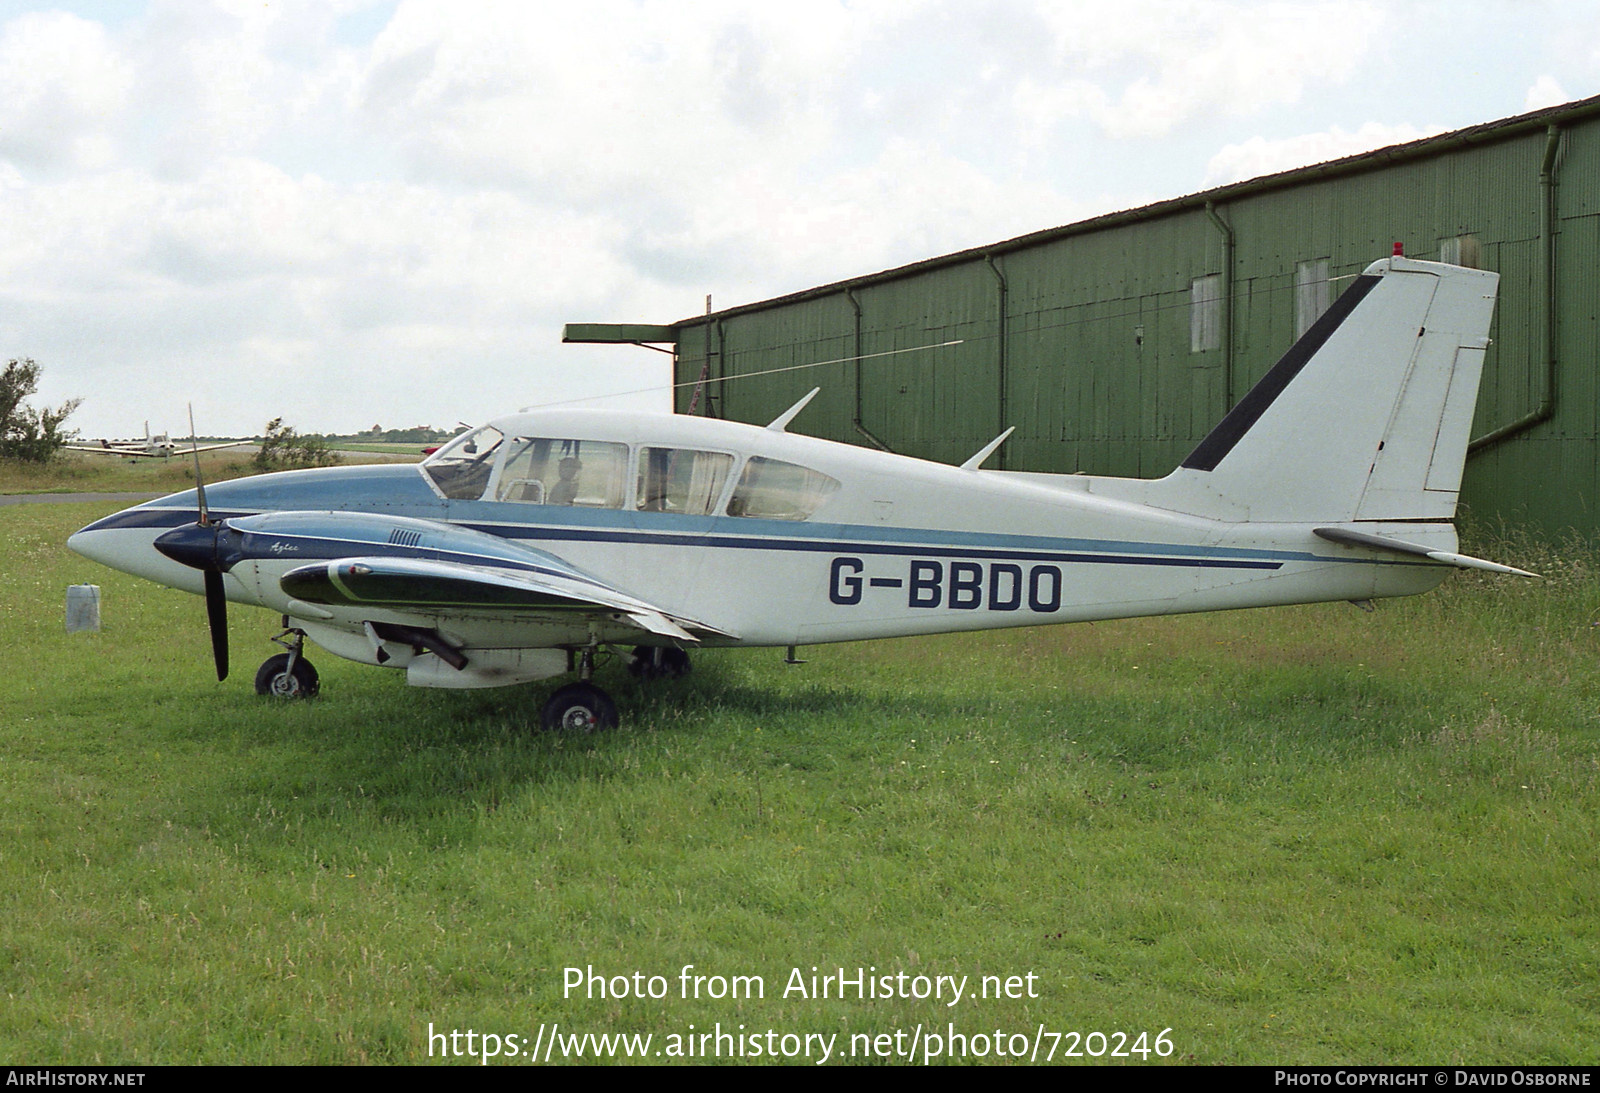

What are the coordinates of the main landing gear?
(246, 628, 683, 726)
(541, 646, 620, 731)
(541, 681, 618, 731)
(538, 645, 689, 731)
(255, 626, 319, 699)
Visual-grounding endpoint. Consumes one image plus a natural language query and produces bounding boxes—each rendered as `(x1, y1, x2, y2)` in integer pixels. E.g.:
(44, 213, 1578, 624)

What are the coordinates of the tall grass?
(0, 451, 260, 495)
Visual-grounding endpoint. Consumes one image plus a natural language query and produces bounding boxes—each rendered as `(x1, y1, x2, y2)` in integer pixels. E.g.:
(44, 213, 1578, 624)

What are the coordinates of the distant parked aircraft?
(67, 422, 249, 459)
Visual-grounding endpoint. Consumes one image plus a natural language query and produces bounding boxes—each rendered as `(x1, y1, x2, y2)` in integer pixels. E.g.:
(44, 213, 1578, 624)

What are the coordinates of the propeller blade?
(188, 404, 210, 526)
(204, 568, 229, 681)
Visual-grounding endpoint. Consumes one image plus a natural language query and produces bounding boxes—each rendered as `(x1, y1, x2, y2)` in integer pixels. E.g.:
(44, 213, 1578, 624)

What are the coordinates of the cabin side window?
(421, 426, 505, 500)
(726, 457, 840, 521)
(496, 437, 630, 508)
(636, 448, 735, 515)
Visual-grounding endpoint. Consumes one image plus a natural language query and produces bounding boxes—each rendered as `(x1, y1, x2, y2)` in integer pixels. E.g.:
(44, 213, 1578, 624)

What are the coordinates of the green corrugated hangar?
(568, 94, 1600, 538)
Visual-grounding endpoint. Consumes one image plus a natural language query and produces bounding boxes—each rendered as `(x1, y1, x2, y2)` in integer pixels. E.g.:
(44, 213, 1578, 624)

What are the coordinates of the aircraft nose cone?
(66, 528, 106, 565)
(154, 523, 220, 570)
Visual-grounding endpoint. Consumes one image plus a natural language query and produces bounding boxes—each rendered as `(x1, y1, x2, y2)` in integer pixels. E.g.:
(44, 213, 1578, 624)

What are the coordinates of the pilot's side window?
(726, 457, 840, 521)
(421, 426, 505, 500)
(636, 448, 734, 515)
(495, 437, 629, 508)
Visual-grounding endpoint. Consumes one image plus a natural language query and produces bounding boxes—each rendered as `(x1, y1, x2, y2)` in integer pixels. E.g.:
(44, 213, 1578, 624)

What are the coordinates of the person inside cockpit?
(549, 456, 582, 505)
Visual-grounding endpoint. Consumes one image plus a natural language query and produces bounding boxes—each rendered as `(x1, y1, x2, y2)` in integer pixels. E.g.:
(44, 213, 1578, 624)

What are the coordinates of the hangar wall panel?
(669, 98, 1600, 537)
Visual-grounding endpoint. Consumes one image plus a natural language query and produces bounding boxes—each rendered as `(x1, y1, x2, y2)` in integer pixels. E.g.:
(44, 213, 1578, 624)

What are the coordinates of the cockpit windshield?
(421, 425, 505, 500)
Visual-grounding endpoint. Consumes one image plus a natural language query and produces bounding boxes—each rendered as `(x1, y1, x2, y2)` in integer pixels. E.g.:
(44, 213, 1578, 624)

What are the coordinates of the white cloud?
(0, 0, 1582, 437)
(350, 0, 882, 209)
(1203, 121, 1445, 187)
(0, 12, 134, 172)
(1525, 74, 1570, 111)
(0, 155, 681, 434)
(628, 137, 1112, 304)
(129, 0, 374, 175)
(1017, 0, 1387, 139)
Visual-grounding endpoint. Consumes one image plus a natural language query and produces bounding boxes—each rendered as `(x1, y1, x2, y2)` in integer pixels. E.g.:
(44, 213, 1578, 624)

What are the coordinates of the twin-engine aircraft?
(68, 255, 1532, 729)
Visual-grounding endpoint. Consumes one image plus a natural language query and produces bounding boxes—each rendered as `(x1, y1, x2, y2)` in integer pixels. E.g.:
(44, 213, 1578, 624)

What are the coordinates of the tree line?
(2, 358, 338, 472)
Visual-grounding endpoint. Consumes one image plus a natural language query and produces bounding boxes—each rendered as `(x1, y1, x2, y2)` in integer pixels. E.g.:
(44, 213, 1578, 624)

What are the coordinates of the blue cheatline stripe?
(240, 519, 1286, 573)
(79, 503, 1436, 572)
(464, 522, 1286, 571)
(457, 506, 1294, 560)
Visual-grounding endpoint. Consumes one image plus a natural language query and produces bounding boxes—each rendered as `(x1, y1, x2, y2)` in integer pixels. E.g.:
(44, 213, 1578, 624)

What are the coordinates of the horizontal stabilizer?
(1313, 527, 1539, 578)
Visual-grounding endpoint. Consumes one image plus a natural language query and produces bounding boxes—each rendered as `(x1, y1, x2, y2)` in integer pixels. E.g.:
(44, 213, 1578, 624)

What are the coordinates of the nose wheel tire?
(541, 681, 618, 731)
(255, 652, 320, 698)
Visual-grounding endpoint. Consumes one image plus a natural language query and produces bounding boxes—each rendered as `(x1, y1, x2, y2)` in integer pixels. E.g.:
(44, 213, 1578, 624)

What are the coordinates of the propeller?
(154, 407, 229, 681)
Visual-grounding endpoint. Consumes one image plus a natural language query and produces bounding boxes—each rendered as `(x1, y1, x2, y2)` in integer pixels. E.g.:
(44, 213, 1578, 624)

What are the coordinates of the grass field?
(0, 447, 418, 498)
(324, 441, 431, 456)
(0, 450, 259, 496)
(3, 492, 1598, 1065)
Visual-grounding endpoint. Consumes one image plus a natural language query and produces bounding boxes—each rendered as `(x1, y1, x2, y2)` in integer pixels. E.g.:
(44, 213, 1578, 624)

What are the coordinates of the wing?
(64, 444, 142, 457)
(185, 440, 253, 454)
(279, 555, 731, 642)
(64, 440, 248, 456)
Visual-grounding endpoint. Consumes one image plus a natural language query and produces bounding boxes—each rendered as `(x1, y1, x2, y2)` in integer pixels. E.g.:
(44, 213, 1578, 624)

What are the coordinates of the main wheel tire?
(254, 653, 320, 698)
(541, 681, 618, 731)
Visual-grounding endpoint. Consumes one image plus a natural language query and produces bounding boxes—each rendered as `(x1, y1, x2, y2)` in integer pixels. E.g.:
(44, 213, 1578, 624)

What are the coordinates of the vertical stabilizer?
(1145, 256, 1498, 523)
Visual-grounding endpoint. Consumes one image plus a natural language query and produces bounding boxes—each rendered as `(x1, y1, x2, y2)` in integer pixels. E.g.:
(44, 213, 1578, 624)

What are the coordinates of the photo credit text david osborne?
(1275, 1073, 1592, 1087)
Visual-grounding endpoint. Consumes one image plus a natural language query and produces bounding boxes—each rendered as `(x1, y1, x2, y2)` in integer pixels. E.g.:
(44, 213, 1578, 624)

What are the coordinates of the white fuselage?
(69, 408, 1452, 659)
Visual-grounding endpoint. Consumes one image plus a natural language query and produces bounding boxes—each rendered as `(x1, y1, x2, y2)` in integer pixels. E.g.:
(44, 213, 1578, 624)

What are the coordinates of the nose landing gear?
(255, 625, 319, 698)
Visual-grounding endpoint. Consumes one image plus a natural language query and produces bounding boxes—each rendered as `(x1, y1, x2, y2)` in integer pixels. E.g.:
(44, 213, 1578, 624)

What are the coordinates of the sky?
(1, 0, 1597, 439)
